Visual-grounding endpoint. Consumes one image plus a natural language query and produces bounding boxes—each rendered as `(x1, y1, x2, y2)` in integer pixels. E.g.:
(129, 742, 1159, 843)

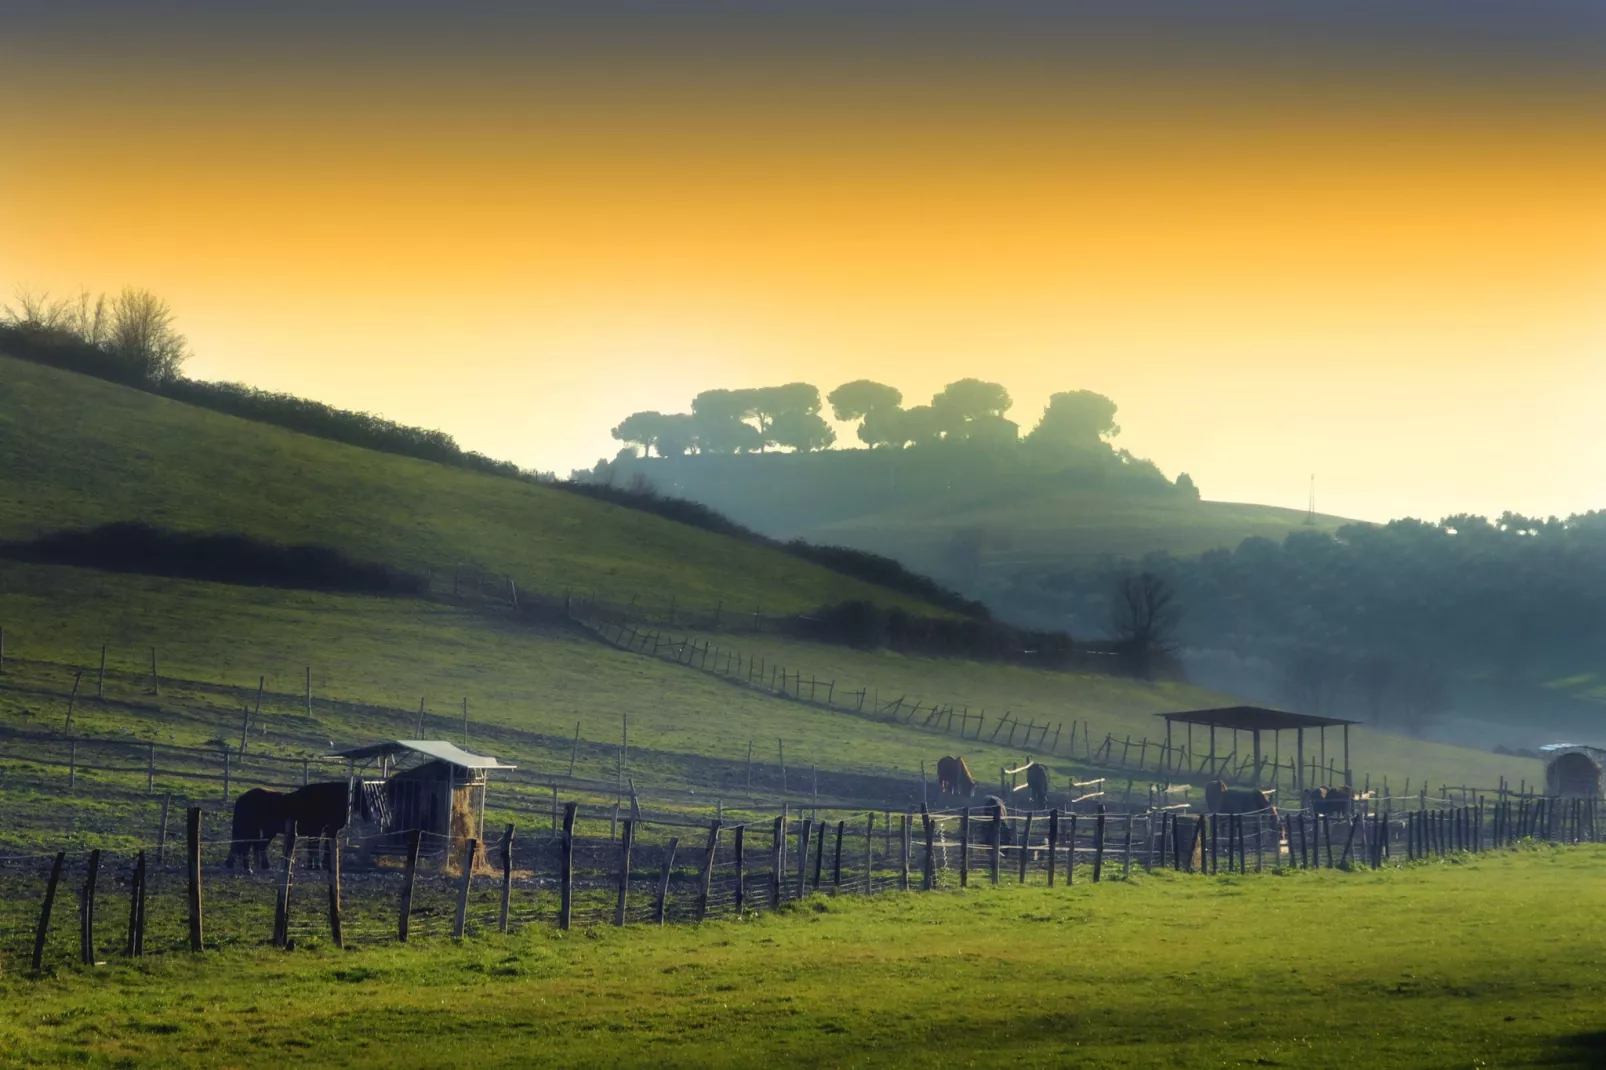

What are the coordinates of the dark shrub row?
(0, 523, 426, 596)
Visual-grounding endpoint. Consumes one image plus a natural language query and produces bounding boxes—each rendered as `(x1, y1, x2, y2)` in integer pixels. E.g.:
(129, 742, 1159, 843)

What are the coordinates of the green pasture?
(1, 846, 1602, 1067)
(0, 563, 1105, 809)
(678, 628, 1544, 794)
(0, 355, 943, 615)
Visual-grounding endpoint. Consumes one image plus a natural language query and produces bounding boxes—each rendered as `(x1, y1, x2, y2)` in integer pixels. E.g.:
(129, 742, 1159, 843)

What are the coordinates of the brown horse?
(937, 756, 977, 798)
(1204, 779, 1277, 817)
(1026, 764, 1050, 810)
(227, 780, 371, 871)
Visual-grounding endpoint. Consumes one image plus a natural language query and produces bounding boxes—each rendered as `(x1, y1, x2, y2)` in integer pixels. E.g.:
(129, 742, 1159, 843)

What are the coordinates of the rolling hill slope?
(0, 355, 948, 616)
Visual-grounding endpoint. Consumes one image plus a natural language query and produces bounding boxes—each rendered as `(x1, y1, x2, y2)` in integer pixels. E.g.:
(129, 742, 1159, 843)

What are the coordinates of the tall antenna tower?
(1303, 473, 1317, 525)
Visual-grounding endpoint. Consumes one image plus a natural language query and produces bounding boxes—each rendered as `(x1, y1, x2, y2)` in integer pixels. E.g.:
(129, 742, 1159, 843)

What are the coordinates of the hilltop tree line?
(608, 379, 1199, 497)
(1046, 512, 1606, 733)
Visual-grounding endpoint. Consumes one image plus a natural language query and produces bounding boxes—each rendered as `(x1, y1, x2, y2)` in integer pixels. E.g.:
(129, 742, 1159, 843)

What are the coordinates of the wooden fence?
(3, 791, 1600, 975)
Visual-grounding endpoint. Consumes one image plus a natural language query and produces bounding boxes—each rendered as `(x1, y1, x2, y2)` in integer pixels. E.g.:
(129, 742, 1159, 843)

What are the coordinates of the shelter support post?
(1296, 729, 1305, 794)
(1253, 730, 1262, 786)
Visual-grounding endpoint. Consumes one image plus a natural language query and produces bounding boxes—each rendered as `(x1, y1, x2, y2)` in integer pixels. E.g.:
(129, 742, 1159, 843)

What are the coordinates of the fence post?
(614, 820, 634, 927)
(147, 744, 155, 794)
(79, 848, 100, 965)
(97, 644, 107, 699)
(398, 829, 421, 942)
(186, 807, 204, 951)
(899, 814, 911, 891)
(453, 838, 477, 939)
(560, 804, 577, 931)
(327, 835, 344, 949)
(273, 820, 297, 949)
(1047, 809, 1060, 887)
(921, 806, 935, 891)
(127, 851, 147, 957)
(770, 816, 784, 909)
(959, 809, 970, 887)
(1018, 813, 1033, 884)
(1067, 813, 1079, 884)
(832, 820, 845, 894)
(1093, 806, 1107, 882)
(697, 821, 720, 922)
(796, 819, 813, 899)
(732, 824, 746, 915)
(654, 837, 680, 925)
(865, 812, 876, 894)
(150, 647, 159, 695)
(499, 823, 515, 934)
(990, 806, 1002, 886)
(31, 852, 66, 972)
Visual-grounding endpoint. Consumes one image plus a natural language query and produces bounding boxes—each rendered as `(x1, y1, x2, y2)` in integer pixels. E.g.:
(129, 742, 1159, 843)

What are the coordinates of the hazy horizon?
(5, 3, 1604, 524)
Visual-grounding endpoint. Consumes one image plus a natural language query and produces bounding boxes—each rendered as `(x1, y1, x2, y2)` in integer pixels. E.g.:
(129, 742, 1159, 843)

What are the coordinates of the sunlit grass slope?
(805, 484, 1350, 577)
(0, 355, 944, 614)
(3, 848, 1603, 1067)
(0, 563, 1077, 790)
(683, 629, 1542, 793)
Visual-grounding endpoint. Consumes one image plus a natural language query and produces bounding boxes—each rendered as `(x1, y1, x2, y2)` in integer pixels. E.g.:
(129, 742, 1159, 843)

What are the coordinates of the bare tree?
(1110, 571, 1180, 678)
(107, 287, 187, 383)
(4, 285, 70, 329)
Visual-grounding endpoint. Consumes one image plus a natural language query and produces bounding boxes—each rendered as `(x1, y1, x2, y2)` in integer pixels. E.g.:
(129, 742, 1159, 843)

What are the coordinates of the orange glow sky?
(4, 9, 1605, 523)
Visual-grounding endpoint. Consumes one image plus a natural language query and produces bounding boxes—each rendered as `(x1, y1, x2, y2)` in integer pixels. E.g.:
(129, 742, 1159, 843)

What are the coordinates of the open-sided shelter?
(325, 740, 516, 855)
(1540, 744, 1606, 798)
(1156, 706, 1360, 790)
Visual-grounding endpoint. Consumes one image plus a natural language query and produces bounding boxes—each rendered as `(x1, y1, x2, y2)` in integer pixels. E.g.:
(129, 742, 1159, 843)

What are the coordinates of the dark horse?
(228, 780, 370, 871)
(980, 794, 1015, 846)
(1025, 764, 1050, 810)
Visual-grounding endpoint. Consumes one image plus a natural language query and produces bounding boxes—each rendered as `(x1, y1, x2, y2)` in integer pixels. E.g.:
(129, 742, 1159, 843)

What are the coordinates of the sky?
(3, 2, 1605, 523)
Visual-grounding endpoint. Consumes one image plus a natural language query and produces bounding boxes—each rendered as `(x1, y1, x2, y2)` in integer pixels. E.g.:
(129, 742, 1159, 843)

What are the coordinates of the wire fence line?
(4, 791, 1600, 976)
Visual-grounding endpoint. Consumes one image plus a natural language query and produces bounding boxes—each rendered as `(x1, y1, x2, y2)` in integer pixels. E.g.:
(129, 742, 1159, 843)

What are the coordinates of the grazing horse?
(1304, 786, 1356, 816)
(980, 794, 1015, 846)
(1204, 779, 1278, 818)
(227, 780, 371, 871)
(937, 755, 977, 798)
(1025, 764, 1050, 810)
(227, 787, 287, 871)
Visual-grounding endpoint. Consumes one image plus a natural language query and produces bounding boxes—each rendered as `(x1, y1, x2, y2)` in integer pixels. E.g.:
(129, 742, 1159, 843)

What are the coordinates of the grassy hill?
(0, 355, 949, 616)
(0, 350, 1539, 856)
(598, 451, 1351, 624)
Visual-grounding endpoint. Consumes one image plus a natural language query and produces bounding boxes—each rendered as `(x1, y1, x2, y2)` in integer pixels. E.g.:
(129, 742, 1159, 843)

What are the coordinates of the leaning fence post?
(31, 851, 66, 972)
(79, 848, 101, 965)
(1122, 812, 1135, 880)
(186, 807, 204, 951)
(453, 837, 477, 939)
(398, 829, 421, 942)
(499, 823, 515, 934)
(560, 804, 577, 931)
(796, 819, 813, 899)
(696, 821, 720, 922)
(273, 820, 297, 948)
(614, 820, 634, 927)
(654, 836, 680, 925)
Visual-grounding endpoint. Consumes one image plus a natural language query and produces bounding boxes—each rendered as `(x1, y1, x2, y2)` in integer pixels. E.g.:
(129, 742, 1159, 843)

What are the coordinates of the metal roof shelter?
(1157, 707, 1361, 790)
(324, 741, 515, 857)
(325, 740, 516, 771)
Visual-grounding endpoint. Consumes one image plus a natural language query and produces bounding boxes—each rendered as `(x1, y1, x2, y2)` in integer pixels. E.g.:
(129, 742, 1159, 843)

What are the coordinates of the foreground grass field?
(0, 355, 943, 614)
(2, 847, 1602, 1067)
